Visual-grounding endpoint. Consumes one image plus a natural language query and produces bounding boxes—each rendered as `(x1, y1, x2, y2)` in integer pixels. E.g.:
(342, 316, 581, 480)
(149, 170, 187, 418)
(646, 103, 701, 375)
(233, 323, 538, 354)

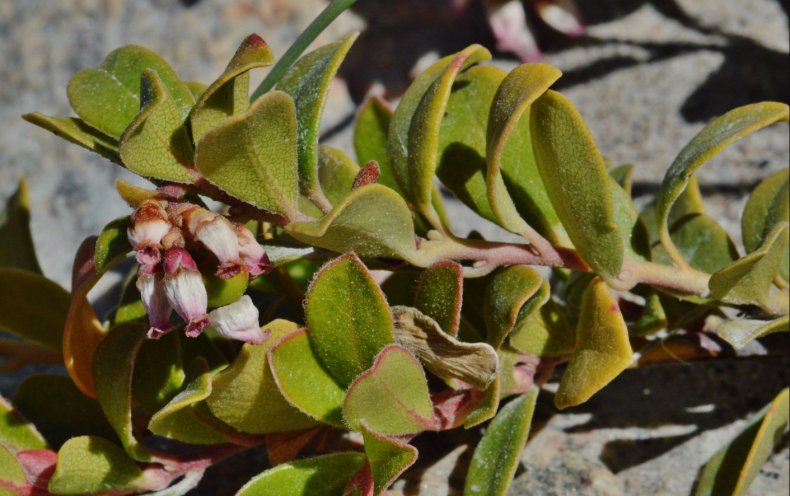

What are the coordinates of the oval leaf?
(464, 388, 539, 496)
(483, 265, 544, 349)
(94, 216, 132, 274)
(237, 452, 365, 496)
(657, 102, 789, 267)
(715, 316, 789, 350)
(195, 90, 299, 218)
(317, 145, 360, 207)
(554, 277, 633, 409)
(0, 268, 67, 351)
(360, 421, 418, 495)
(355, 97, 400, 194)
(530, 90, 623, 279)
(22, 113, 121, 164)
(414, 261, 463, 336)
(304, 253, 394, 387)
(653, 213, 738, 275)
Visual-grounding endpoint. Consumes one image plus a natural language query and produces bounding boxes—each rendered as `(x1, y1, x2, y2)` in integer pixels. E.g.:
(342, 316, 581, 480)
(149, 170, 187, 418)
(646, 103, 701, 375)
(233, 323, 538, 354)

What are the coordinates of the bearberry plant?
(1, 2, 788, 495)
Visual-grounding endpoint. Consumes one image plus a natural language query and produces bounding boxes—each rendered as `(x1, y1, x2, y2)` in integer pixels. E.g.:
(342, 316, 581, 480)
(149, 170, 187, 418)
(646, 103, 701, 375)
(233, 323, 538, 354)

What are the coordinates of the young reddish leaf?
(0, 268, 67, 351)
(359, 422, 417, 495)
(695, 388, 789, 496)
(119, 69, 195, 184)
(343, 345, 437, 436)
(464, 388, 539, 496)
(656, 102, 788, 269)
(286, 185, 419, 262)
(715, 316, 789, 350)
(414, 261, 463, 336)
(0, 396, 47, 451)
(94, 216, 132, 275)
(22, 113, 122, 164)
(304, 253, 394, 387)
(392, 306, 498, 390)
(268, 329, 345, 427)
(483, 265, 544, 349)
(486, 63, 563, 245)
(352, 161, 381, 190)
(555, 277, 633, 409)
(48, 436, 147, 495)
(265, 427, 322, 466)
(206, 320, 318, 434)
(194, 91, 299, 219)
(190, 33, 275, 142)
(0, 179, 42, 274)
(530, 90, 624, 280)
(67, 45, 195, 139)
(237, 452, 366, 496)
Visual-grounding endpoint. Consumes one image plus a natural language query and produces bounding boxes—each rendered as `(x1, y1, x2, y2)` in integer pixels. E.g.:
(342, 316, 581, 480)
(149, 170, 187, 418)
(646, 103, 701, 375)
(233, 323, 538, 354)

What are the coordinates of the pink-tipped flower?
(208, 295, 265, 344)
(137, 266, 173, 339)
(486, 0, 542, 62)
(235, 226, 273, 277)
(162, 247, 209, 337)
(128, 200, 171, 267)
(180, 206, 243, 279)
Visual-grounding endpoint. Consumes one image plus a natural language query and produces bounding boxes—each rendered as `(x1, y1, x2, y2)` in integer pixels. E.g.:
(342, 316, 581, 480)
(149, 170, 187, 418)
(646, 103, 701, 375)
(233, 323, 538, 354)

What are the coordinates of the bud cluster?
(127, 199, 272, 343)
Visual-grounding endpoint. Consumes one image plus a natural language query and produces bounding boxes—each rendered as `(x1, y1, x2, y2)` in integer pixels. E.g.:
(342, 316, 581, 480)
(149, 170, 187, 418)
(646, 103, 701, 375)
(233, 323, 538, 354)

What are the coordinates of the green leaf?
(715, 316, 789, 350)
(486, 63, 563, 242)
(22, 113, 121, 164)
(389, 45, 491, 225)
(185, 81, 208, 99)
(653, 213, 738, 274)
(344, 345, 437, 436)
(555, 277, 633, 409)
(630, 288, 668, 337)
(268, 329, 345, 427)
(743, 169, 789, 279)
(190, 34, 275, 143)
(610, 177, 650, 262)
(13, 375, 116, 449)
(94, 216, 132, 274)
(709, 222, 788, 311)
(464, 388, 539, 496)
(509, 298, 575, 357)
(695, 388, 789, 496)
(360, 421, 417, 495)
(304, 253, 394, 387)
(92, 322, 151, 461)
(317, 145, 360, 207)
(657, 102, 789, 267)
(463, 378, 501, 428)
(0, 179, 42, 273)
(206, 319, 318, 434)
(149, 358, 230, 445)
(119, 69, 195, 183)
(277, 33, 358, 206)
(483, 266, 544, 349)
(48, 436, 146, 495)
(436, 65, 504, 223)
(414, 261, 463, 336)
(67, 45, 194, 139)
(236, 452, 365, 496)
(0, 268, 67, 350)
(391, 306, 498, 390)
(0, 395, 46, 450)
(355, 97, 400, 194)
(194, 90, 299, 218)
(609, 164, 634, 196)
(0, 444, 26, 490)
(285, 184, 418, 262)
(530, 90, 623, 280)
(132, 331, 185, 414)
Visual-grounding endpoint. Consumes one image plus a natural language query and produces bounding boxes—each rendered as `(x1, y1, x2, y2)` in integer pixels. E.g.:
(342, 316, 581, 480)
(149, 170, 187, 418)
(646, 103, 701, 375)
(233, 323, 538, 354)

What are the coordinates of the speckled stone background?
(0, 1, 788, 495)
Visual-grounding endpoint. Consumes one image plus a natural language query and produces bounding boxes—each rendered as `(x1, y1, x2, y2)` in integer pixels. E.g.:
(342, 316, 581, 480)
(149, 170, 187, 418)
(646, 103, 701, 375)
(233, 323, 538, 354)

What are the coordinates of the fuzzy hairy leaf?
(743, 169, 789, 279)
(277, 33, 358, 206)
(509, 297, 575, 357)
(317, 145, 360, 207)
(483, 265, 544, 349)
(22, 113, 121, 164)
(360, 421, 418, 495)
(657, 102, 789, 266)
(237, 452, 365, 496)
(695, 388, 789, 496)
(285, 184, 418, 262)
(530, 90, 623, 279)
(0, 268, 67, 351)
(344, 345, 436, 436)
(132, 331, 185, 414)
(555, 277, 633, 409)
(653, 213, 738, 274)
(94, 216, 132, 274)
(414, 261, 464, 336)
(304, 253, 394, 387)
(195, 90, 299, 218)
(0, 179, 42, 274)
(355, 97, 400, 193)
(0, 444, 26, 490)
(464, 388, 538, 496)
(67, 45, 194, 139)
(119, 69, 195, 183)
(207, 320, 317, 434)
(190, 34, 275, 142)
(0, 396, 46, 451)
(268, 329, 345, 427)
(716, 316, 789, 350)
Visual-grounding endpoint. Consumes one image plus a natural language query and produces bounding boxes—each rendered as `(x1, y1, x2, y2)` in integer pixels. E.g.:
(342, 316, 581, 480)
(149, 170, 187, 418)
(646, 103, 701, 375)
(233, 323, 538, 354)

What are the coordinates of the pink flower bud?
(179, 206, 243, 279)
(235, 226, 273, 277)
(162, 247, 209, 337)
(136, 266, 173, 339)
(208, 295, 265, 343)
(128, 200, 171, 266)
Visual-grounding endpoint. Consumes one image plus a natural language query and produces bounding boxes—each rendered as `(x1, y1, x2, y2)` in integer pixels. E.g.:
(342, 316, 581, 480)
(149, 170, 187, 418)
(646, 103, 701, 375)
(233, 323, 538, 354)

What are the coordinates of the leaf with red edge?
(359, 421, 417, 495)
(414, 261, 463, 336)
(343, 345, 437, 436)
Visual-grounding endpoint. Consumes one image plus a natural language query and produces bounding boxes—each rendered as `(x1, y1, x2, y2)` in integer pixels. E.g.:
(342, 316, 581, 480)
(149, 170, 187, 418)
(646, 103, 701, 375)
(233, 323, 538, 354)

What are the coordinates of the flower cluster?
(127, 198, 272, 343)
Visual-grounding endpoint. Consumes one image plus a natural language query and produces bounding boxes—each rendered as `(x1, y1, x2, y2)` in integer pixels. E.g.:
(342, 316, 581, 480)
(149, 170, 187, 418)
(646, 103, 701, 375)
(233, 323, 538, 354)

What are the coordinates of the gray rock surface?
(0, 1, 788, 495)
